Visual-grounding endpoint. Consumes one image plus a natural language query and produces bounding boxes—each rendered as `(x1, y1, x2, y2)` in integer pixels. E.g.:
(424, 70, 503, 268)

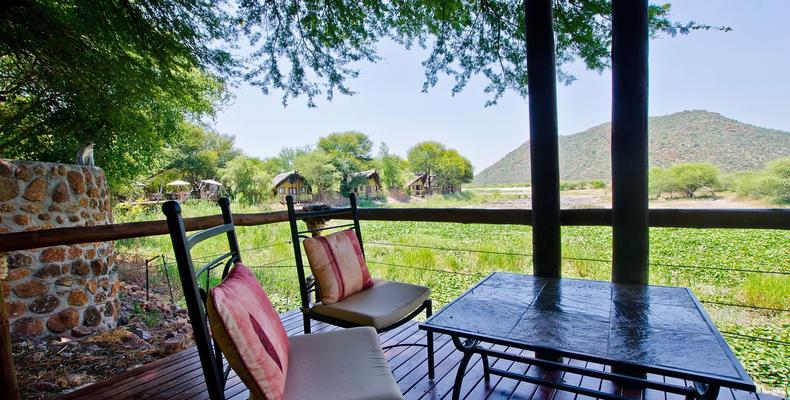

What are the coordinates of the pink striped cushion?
(207, 263, 289, 400)
(303, 229, 373, 305)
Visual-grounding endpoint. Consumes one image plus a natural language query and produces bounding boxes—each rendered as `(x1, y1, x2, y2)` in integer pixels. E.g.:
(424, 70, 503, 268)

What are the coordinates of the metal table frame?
(420, 273, 756, 400)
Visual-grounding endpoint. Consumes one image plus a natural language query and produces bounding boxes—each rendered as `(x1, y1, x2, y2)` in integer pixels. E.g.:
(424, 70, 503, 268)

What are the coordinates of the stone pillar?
(0, 160, 119, 339)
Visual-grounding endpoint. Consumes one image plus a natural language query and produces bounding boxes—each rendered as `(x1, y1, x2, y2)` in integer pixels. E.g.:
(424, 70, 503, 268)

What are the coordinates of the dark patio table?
(419, 272, 755, 400)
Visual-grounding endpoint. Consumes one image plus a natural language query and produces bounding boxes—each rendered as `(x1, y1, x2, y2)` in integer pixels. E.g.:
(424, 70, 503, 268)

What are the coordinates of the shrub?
(650, 163, 720, 198)
(733, 157, 790, 204)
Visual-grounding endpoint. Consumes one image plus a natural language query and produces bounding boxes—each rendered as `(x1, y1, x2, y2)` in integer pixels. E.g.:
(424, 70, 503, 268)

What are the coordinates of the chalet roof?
(199, 179, 222, 186)
(407, 173, 427, 186)
(272, 170, 301, 187)
(347, 169, 378, 180)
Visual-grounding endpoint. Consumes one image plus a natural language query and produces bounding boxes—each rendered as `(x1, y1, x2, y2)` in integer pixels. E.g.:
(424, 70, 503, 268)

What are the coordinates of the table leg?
(451, 336, 478, 400)
(481, 353, 491, 381)
(687, 382, 720, 400)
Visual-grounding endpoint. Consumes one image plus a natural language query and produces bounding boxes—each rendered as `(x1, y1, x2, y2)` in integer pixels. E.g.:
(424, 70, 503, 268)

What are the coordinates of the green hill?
(473, 110, 790, 185)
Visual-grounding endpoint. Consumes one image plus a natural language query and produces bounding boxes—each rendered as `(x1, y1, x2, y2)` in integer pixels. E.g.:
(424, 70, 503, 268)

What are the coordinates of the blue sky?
(213, 1, 790, 172)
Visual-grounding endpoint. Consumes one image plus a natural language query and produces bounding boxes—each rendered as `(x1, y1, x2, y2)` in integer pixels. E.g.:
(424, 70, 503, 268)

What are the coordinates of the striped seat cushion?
(207, 263, 289, 400)
(303, 229, 373, 305)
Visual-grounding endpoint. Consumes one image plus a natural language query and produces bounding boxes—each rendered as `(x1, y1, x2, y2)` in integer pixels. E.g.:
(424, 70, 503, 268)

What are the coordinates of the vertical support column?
(0, 255, 22, 400)
(525, 0, 561, 277)
(611, 0, 650, 284)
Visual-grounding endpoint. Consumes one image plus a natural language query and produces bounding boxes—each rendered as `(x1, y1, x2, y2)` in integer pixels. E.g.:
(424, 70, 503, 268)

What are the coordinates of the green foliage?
(475, 111, 790, 185)
(743, 275, 790, 311)
(318, 131, 373, 162)
(159, 124, 238, 184)
(407, 142, 445, 182)
(649, 163, 719, 198)
(559, 180, 607, 191)
(219, 156, 271, 204)
(115, 201, 789, 393)
(433, 148, 474, 190)
(408, 142, 473, 191)
(378, 143, 407, 189)
(132, 301, 161, 327)
(670, 163, 720, 197)
(734, 157, 790, 204)
(317, 131, 373, 195)
(265, 146, 312, 175)
(767, 158, 790, 203)
(0, 0, 231, 187)
(294, 150, 341, 196)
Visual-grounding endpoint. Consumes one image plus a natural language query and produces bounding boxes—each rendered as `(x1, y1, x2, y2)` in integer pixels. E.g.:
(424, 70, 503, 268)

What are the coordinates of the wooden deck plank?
(57, 311, 780, 400)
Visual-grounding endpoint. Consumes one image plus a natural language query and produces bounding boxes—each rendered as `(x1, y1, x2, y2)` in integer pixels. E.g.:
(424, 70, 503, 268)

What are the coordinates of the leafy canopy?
(294, 150, 341, 197)
(219, 155, 272, 204)
(649, 163, 720, 198)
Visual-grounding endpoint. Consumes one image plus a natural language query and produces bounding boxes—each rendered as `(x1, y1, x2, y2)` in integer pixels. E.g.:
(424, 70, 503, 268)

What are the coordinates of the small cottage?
(407, 173, 428, 197)
(272, 170, 312, 202)
(347, 170, 382, 198)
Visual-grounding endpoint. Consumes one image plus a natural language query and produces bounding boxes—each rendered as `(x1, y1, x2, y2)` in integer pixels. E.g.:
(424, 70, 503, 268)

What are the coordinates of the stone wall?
(0, 159, 119, 339)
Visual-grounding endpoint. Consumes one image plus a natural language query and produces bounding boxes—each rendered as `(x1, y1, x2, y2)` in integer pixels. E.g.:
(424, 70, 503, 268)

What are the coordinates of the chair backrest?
(163, 198, 242, 400)
(286, 193, 364, 310)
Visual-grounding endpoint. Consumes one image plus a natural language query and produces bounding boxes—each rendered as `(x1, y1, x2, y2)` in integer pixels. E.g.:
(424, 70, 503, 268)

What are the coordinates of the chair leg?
(426, 299, 435, 380)
(303, 315, 311, 334)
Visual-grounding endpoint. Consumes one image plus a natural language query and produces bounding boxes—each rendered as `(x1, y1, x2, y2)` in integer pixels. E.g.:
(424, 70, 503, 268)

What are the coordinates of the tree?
(649, 167, 679, 198)
(2, 0, 716, 191)
(265, 146, 312, 175)
(0, 1, 231, 187)
(669, 163, 720, 198)
(219, 156, 271, 204)
(163, 124, 240, 184)
(434, 149, 474, 191)
(407, 142, 446, 188)
(294, 150, 341, 197)
(318, 131, 373, 194)
(233, 1, 724, 106)
(378, 143, 407, 189)
(766, 158, 790, 204)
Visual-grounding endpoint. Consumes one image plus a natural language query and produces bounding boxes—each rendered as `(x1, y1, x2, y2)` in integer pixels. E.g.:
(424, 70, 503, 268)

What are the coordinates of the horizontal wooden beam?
(0, 208, 787, 253)
(0, 211, 289, 252)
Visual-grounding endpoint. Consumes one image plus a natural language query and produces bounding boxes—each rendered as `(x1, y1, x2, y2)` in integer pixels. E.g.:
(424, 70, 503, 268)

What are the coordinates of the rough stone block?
(13, 280, 48, 298)
(83, 307, 101, 327)
(7, 267, 31, 281)
(13, 318, 44, 337)
(6, 301, 27, 317)
(47, 308, 80, 333)
(41, 247, 66, 263)
(0, 177, 18, 201)
(68, 289, 89, 306)
(52, 181, 69, 203)
(30, 294, 60, 314)
(23, 178, 47, 201)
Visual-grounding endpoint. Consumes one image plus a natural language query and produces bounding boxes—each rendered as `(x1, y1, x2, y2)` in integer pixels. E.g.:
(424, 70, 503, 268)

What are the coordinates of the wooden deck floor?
(59, 310, 777, 400)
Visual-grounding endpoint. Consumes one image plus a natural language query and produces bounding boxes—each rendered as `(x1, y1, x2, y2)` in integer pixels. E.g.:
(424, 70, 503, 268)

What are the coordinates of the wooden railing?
(0, 208, 788, 253)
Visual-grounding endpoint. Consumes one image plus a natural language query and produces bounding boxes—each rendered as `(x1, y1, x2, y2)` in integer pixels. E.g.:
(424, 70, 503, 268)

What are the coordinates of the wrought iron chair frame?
(163, 198, 241, 400)
(286, 192, 435, 379)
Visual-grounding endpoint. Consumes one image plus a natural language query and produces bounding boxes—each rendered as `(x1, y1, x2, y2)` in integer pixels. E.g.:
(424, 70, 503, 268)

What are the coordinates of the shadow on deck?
(58, 310, 776, 400)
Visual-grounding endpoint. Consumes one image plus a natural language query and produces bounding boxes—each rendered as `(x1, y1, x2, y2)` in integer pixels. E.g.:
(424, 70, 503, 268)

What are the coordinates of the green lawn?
(114, 200, 789, 395)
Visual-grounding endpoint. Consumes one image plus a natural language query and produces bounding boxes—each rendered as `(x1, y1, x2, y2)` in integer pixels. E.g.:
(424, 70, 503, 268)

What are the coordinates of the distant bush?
(734, 157, 790, 204)
(559, 180, 607, 191)
(649, 163, 720, 198)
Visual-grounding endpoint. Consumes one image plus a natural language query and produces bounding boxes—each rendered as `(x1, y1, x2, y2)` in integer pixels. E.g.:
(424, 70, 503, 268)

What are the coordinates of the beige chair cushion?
(284, 327, 402, 400)
(311, 280, 430, 330)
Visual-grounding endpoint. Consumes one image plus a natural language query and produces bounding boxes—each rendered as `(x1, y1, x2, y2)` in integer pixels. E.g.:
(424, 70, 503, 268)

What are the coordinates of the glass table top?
(422, 272, 752, 384)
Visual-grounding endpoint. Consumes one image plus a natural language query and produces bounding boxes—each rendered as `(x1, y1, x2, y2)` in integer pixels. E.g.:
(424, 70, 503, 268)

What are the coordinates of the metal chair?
(286, 192, 435, 379)
(164, 198, 403, 400)
(162, 198, 240, 400)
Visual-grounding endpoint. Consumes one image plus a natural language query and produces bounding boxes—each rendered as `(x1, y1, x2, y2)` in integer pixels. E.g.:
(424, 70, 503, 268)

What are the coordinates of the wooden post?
(611, 0, 650, 284)
(525, 0, 561, 278)
(0, 254, 22, 400)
